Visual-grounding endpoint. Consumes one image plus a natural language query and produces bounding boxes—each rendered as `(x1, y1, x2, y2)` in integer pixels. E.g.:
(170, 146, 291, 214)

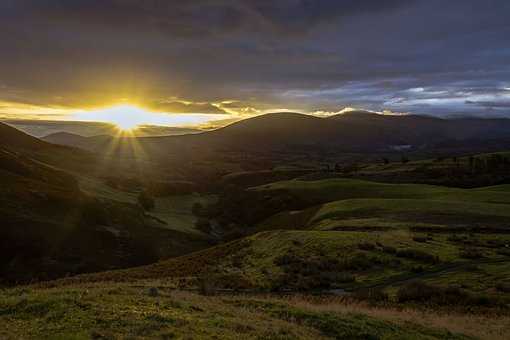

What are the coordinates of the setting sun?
(70, 104, 230, 130)
(73, 105, 150, 131)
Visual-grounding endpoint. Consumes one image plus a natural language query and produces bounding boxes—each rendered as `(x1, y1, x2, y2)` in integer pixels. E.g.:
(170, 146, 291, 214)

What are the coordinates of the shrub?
(459, 248, 483, 259)
(396, 248, 439, 264)
(344, 254, 373, 270)
(223, 229, 246, 241)
(397, 282, 435, 303)
(333, 272, 356, 283)
(80, 200, 110, 225)
(137, 190, 155, 211)
(191, 202, 203, 216)
(195, 218, 211, 233)
(274, 253, 301, 266)
(381, 245, 396, 254)
(354, 288, 389, 303)
(411, 265, 425, 273)
(292, 239, 303, 246)
(358, 242, 376, 251)
(397, 282, 498, 306)
(198, 276, 215, 296)
(496, 249, 510, 257)
(274, 254, 358, 289)
(412, 236, 428, 243)
(496, 283, 510, 293)
(447, 234, 463, 243)
(147, 287, 159, 297)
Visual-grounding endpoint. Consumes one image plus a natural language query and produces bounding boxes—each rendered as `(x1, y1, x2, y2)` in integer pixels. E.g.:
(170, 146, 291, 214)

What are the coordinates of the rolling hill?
(130, 112, 510, 152)
(42, 112, 510, 160)
(42, 132, 113, 152)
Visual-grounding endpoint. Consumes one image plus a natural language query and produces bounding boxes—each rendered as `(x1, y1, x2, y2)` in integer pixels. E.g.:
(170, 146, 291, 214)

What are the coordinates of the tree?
(192, 202, 203, 216)
(195, 218, 211, 233)
(138, 190, 155, 211)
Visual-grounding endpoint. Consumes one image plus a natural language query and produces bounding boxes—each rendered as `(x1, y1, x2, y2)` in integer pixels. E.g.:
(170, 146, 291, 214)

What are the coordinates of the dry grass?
(269, 295, 510, 340)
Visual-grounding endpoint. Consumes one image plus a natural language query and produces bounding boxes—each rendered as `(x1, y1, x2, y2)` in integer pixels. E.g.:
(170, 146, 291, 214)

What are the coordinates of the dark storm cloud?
(467, 101, 510, 109)
(1, 0, 509, 117)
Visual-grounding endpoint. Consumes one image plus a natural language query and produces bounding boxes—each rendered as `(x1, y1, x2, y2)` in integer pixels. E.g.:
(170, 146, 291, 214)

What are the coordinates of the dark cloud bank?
(1, 0, 509, 117)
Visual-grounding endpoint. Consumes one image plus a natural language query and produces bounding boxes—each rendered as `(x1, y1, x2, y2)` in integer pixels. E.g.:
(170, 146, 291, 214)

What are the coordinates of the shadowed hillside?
(0, 124, 212, 284)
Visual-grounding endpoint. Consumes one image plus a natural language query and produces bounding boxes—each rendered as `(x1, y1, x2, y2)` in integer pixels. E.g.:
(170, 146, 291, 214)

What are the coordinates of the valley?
(1, 113, 510, 339)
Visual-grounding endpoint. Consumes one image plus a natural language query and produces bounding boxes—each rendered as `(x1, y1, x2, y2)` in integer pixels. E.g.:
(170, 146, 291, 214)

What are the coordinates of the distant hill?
(42, 132, 113, 151)
(134, 112, 510, 154)
(4, 119, 201, 138)
(40, 113, 510, 156)
(330, 112, 510, 145)
(0, 122, 49, 151)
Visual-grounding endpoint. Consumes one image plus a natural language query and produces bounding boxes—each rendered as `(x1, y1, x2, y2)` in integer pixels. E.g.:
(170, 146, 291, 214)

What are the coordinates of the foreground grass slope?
(2, 283, 502, 339)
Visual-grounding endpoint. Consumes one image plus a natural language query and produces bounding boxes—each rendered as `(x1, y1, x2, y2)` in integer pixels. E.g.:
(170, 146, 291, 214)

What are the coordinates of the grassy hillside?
(250, 179, 510, 230)
(252, 178, 510, 204)
(3, 283, 496, 339)
(45, 228, 510, 301)
(0, 122, 98, 174)
(353, 151, 510, 187)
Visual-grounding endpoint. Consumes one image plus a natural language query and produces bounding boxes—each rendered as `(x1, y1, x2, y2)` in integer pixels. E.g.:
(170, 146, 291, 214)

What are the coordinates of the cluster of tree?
(333, 163, 361, 173)
(468, 154, 510, 174)
(191, 200, 247, 240)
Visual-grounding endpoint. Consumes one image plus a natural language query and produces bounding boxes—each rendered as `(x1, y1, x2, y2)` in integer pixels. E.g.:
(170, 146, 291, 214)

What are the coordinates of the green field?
(254, 179, 510, 230)
(78, 174, 216, 236)
(253, 178, 510, 204)
(150, 194, 217, 235)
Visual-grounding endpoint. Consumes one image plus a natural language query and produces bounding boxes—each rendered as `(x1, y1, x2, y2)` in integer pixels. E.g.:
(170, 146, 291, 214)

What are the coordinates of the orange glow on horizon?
(71, 104, 230, 129)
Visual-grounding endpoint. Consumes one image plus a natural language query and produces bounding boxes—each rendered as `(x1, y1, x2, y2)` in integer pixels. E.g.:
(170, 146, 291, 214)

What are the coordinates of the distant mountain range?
(2, 119, 201, 138)
(45, 112, 510, 155)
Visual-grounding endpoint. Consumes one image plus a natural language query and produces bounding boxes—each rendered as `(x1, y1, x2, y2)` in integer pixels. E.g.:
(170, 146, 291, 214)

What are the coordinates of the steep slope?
(0, 122, 97, 172)
(0, 124, 210, 284)
(0, 122, 49, 151)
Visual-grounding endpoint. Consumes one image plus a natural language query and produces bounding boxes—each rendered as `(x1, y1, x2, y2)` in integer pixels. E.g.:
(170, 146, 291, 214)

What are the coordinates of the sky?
(1, 0, 510, 128)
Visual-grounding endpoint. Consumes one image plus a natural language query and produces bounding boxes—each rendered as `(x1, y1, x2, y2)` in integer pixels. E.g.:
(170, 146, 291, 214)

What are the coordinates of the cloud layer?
(1, 0, 509, 119)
